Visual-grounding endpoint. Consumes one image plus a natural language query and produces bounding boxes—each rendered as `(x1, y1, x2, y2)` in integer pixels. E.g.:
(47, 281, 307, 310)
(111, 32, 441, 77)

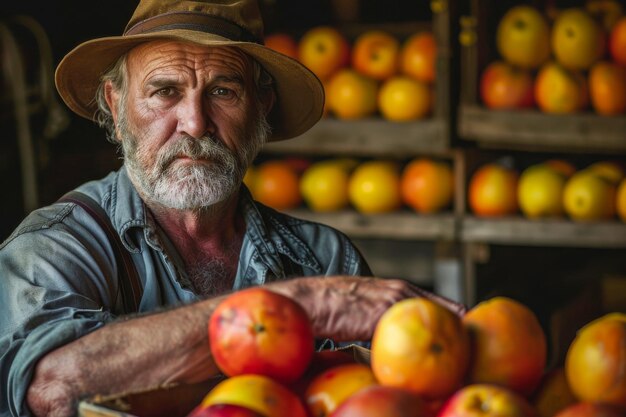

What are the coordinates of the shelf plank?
(285, 209, 457, 241)
(461, 216, 626, 248)
(283, 209, 626, 249)
(264, 118, 450, 157)
(458, 105, 626, 153)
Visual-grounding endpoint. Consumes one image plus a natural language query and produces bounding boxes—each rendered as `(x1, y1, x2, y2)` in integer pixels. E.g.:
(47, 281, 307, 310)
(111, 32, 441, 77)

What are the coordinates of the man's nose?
(176, 94, 214, 139)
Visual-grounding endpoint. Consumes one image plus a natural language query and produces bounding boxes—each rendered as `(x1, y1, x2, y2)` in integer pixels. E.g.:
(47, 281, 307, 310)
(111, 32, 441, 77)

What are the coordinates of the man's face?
(113, 40, 270, 210)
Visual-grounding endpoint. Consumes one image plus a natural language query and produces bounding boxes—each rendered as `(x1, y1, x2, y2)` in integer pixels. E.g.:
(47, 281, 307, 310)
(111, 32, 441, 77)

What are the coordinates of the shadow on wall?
(0, 1, 134, 239)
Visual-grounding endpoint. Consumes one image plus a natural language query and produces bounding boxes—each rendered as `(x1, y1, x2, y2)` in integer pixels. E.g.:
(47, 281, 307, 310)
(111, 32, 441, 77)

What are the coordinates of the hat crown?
(55, 0, 323, 141)
(125, 0, 264, 41)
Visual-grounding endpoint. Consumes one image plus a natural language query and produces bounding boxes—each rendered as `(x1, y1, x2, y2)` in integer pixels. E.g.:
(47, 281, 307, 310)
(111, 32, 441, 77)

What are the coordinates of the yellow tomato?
(201, 374, 307, 417)
(563, 170, 616, 221)
(348, 161, 402, 214)
(378, 76, 432, 121)
(305, 364, 378, 416)
(326, 69, 378, 120)
(300, 159, 353, 212)
(565, 313, 626, 407)
(517, 163, 567, 219)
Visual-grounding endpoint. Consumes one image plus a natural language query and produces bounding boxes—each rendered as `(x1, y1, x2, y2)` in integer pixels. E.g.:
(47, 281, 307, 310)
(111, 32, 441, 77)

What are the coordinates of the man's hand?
(267, 276, 466, 342)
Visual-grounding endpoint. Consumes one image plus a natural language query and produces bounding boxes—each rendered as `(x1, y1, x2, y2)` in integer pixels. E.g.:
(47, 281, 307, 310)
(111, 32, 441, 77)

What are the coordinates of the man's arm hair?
(26, 296, 226, 417)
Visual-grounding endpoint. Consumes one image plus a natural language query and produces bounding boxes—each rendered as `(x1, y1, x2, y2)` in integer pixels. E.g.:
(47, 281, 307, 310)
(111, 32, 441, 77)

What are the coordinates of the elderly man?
(0, 1, 464, 416)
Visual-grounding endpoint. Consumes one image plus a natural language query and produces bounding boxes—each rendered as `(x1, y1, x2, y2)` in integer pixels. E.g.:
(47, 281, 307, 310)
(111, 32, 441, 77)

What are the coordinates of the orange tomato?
(399, 31, 437, 83)
(330, 385, 427, 417)
(439, 384, 538, 417)
(589, 61, 626, 115)
(565, 313, 626, 407)
(480, 61, 535, 109)
(264, 33, 298, 60)
(243, 166, 258, 194)
(587, 161, 625, 184)
(535, 61, 589, 114)
(371, 297, 470, 400)
(200, 374, 308, 417)
(352, 30, 400, 81)
(326, 69, 378, 120)
(298, 26, 350, 81)
(545, 159, 577, 178)
(304, 363, 378, 416)
(291, 349, 358, 398)
(253, 160, 302, 210)
(610, 16, 626, 66)
(401, 158, 453, 214)
(468, 163, 519, 217)
(208, 288, 314, 383)
(463, 297, 548, 396)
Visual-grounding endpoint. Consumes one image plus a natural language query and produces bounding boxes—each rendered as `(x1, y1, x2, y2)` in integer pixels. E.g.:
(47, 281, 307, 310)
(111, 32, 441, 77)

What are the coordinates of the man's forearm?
(24, 276, 464, 417)
(26, 296, 224, 417)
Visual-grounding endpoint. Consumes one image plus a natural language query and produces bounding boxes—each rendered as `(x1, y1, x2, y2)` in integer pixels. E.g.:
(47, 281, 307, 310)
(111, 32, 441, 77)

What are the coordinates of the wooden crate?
(78, 346, 371, 417)
(265, 1, 459, 157)
(258, 3, 464, 285)
(457, 0, 626, 154)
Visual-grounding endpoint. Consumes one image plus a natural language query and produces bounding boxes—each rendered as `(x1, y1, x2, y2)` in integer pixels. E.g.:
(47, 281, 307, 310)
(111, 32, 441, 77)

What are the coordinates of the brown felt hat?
(55, 0, 324, 141)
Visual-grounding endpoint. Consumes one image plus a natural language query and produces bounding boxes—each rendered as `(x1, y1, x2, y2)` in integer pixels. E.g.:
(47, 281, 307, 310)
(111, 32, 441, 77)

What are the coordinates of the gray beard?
(118, 111, 269, 211)
(124, 135, 242, 210)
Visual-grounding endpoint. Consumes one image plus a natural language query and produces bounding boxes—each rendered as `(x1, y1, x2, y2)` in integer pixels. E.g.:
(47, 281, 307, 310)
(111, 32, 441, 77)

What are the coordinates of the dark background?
(1, 1, 137, 239)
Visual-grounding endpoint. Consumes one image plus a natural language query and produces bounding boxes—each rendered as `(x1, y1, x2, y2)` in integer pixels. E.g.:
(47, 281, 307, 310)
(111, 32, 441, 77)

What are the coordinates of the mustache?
(155, 135, 231, 172)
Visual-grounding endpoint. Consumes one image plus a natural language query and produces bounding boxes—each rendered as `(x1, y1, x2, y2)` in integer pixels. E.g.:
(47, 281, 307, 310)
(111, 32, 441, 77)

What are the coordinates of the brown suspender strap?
(58, 191, 142, 312)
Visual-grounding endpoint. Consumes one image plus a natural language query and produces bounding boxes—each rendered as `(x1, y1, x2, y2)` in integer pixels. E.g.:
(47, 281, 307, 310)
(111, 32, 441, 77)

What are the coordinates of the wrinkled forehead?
(125, 39, 254, 79)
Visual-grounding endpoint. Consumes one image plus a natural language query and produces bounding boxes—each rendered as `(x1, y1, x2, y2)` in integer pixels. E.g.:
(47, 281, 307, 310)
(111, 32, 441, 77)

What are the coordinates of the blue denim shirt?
(0, 166, 370, 417)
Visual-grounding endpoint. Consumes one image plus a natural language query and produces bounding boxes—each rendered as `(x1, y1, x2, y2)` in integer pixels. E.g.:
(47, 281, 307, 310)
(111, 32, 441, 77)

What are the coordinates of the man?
(0, 1, 464, 416)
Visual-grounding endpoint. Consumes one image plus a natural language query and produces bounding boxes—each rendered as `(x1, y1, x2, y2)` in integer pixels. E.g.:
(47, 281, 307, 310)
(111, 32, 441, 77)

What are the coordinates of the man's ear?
(104, 81, 122, 141)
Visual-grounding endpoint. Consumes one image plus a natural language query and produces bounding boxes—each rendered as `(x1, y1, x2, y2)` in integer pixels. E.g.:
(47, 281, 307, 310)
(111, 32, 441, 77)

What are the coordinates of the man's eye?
(212, 87, 233, 97)
(155, 87, 175, 97)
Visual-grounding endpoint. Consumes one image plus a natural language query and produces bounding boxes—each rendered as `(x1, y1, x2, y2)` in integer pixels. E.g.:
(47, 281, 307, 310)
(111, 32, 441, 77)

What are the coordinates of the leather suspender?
(58, 191, 142, 312)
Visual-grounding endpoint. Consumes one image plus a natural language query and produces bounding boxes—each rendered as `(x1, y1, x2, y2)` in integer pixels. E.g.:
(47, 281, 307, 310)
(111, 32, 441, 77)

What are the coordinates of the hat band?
(124, 11, 261, 44)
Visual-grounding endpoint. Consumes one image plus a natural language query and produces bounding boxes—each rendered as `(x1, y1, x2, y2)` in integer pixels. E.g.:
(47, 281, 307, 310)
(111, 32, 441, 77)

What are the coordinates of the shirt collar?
(110, 166, 319, 273)
(238, 186, 322, 274)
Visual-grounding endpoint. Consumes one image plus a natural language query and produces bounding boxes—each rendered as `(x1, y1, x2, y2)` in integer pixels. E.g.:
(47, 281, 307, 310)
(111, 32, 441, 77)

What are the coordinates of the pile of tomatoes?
(188, 287, 626, 417)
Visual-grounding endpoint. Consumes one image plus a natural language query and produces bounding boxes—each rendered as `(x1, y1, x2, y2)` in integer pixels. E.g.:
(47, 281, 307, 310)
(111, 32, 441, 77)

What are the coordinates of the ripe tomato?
(208, 288, 314, 383)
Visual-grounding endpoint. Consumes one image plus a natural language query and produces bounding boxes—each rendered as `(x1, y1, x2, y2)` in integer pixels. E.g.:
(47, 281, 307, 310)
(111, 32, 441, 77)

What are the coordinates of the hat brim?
(55, 30, 324, 141)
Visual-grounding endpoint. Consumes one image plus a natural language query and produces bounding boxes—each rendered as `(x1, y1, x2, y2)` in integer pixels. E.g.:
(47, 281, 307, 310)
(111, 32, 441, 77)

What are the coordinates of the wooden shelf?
(285, 209, 457, 241)
(458, 105, 626, 154)
(461, 216, 626, 249)
(263, 118, 451, 158)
